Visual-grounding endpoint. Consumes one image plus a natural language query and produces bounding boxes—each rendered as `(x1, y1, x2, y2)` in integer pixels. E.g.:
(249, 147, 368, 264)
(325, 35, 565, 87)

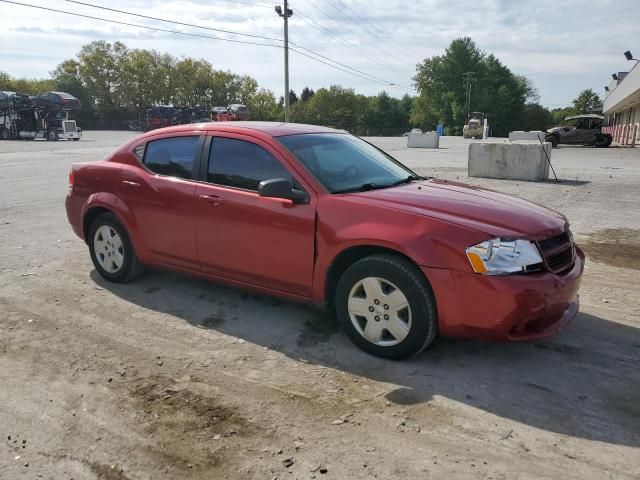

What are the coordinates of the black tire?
(335, 254, 438, 359)
(546, 135, 558, 148)
(47, 130, 58, 141)
(88, 212, 145, 283)
(595, 135, 612, 148)
(0, 129, 9, 140)
(73, 138, 80, 141)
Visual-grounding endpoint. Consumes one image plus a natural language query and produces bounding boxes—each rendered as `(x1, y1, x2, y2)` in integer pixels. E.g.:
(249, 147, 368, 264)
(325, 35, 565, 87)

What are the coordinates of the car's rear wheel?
(335, 254, 438, 359)
(88, 212, 144, 282)
(595, 135, 612, 148)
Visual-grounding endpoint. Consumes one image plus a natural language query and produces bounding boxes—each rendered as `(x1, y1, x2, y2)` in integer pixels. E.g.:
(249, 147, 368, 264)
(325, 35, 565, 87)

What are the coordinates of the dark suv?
(545, 114, 612, 148)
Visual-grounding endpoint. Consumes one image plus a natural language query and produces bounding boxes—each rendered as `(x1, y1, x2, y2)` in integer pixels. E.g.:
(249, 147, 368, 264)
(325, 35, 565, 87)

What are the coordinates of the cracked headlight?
(465, 238, 543, 275)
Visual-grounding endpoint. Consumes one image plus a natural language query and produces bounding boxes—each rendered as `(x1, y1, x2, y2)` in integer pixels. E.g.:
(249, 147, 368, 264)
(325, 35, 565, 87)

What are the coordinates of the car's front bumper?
(422, 247, 584, 341)
(59, 132, 82, 140)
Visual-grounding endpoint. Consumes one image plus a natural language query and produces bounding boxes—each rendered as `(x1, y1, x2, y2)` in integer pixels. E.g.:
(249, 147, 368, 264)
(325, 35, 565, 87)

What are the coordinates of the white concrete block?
(468, 141, 551, 181)
(508, 130, 545, 143)
(407, 131, 439, 148)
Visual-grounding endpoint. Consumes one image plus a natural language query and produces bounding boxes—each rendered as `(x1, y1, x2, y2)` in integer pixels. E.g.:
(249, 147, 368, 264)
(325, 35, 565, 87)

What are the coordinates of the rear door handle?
(199, 194, 224, 205)
(121, 180, 140, 188)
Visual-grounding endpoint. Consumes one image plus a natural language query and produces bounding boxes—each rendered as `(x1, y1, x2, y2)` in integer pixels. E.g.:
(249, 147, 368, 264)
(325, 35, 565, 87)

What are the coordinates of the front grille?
(537, 231, 575, 274)
(63, 120, 76, 133)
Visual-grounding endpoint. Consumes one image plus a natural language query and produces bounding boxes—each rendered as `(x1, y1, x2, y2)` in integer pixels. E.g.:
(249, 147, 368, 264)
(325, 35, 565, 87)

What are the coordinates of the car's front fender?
(311, 196, 488, 303)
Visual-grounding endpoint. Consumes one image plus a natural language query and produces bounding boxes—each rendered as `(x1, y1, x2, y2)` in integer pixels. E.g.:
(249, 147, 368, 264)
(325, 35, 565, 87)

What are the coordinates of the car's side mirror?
(258, 178, 309, 204)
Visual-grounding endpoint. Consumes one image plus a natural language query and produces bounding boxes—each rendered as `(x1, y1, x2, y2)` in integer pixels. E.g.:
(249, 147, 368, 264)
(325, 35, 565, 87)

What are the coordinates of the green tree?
(0, 71, 12, 90)
(571, 88, 602, 114)
(551, 107, 573, 125)
(5, 40, 419, 134)
(300, 87, 315, 102)
(247, 88, 280, 120)
(51, 59, 96, 127)
(522, 103, 552, 131)
(0, 71, 55, 95)
(76, 41, 128, 124)
(413, 37, 532, 136)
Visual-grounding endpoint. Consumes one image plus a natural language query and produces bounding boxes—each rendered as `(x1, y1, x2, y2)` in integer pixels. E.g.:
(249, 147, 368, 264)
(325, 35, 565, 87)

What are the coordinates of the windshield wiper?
(390, 174, 424, 186)
(332, 175, 424, 194)
(332, 183, 386, 194)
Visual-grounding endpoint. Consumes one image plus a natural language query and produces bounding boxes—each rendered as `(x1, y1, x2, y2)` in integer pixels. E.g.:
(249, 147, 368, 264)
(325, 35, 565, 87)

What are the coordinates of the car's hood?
(547, 126, 564, 134)
(354, 179, 567, 240)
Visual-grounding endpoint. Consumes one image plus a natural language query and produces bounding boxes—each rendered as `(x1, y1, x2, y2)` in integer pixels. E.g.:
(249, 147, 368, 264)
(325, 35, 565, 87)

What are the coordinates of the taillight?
(68, 169, 75, 188)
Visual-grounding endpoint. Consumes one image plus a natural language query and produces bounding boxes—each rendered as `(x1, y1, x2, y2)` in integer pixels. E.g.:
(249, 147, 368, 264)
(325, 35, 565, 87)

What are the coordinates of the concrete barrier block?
(468, 141, 551, 181)
(508, 130, 545, 143)
(407, 131, 439, 148)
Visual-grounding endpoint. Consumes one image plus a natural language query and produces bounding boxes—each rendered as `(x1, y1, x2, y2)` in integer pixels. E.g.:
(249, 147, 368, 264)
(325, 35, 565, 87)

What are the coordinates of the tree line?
(0, 38, 602, 135)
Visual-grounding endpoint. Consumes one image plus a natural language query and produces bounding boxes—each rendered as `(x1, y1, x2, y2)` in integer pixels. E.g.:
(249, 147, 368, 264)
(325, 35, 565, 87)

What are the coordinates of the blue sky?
(0, 0, 638, 108)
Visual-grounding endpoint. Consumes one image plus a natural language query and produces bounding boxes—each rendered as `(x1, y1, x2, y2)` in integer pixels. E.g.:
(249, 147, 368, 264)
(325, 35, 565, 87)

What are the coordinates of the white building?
(603, 60, 640, 146)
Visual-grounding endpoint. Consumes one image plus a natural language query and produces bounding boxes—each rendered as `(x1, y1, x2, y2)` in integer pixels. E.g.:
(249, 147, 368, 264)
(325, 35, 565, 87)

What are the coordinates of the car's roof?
(50, 92, 76, 99)
(565, 114, 604, 120)
(146, 121, 345, 137)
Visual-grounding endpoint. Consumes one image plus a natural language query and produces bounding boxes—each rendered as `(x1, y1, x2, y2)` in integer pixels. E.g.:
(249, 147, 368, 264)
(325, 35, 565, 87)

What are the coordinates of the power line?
(297, 3, 414, 75)
(215, 0, 272, 8)
(292, 7, 413, 82)
(325, 0, 426, 61)
(289, 42, 411, 90)
(330, 0, 388, 37)
(62, 0, 409, 90)
(290, 48, 409, 91)
(64, 0, 281, 42)
(1, 0, 410, 91)
(1, 0, 281, 48)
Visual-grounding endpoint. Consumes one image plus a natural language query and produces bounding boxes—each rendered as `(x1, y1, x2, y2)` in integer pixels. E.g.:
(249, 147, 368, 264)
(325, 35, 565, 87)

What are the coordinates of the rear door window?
(208, 137, 292, 191)
(143, 136, 199, 180)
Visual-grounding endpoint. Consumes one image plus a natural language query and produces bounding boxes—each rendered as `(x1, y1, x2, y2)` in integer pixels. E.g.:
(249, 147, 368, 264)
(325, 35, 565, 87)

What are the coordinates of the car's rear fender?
(80, 192, 150, 262)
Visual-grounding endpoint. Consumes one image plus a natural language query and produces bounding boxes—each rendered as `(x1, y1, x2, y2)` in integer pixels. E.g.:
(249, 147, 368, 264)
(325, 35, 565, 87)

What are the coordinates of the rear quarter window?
(143, 136, 199, 180)
(132, 144, 145, 161)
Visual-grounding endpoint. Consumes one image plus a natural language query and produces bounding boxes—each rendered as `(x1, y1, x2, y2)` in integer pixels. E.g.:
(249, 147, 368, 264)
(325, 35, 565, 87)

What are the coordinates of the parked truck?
(0, 91, 82, 141)
(463, 112, 485, 139)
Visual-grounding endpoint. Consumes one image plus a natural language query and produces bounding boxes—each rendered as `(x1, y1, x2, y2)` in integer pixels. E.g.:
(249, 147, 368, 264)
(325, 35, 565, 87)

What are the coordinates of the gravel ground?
(1, 131, 639, 479)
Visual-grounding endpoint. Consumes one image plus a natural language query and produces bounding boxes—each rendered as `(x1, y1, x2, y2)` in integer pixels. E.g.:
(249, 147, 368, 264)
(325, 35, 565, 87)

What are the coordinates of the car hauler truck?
(0, 91, 82, 141)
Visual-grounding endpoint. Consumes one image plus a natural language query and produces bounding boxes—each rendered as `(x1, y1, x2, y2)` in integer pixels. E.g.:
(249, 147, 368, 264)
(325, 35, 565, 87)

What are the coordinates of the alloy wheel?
(347, 276, 412, 346)
(93, 225, 124, 273)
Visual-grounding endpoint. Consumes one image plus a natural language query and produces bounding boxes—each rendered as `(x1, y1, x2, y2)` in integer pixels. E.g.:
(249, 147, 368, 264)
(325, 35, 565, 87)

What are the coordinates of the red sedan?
(65, 122, 584, 359)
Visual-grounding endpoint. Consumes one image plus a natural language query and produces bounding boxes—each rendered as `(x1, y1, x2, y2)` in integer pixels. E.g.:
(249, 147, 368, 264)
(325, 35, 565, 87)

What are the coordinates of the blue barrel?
(436, 124, 444, 136)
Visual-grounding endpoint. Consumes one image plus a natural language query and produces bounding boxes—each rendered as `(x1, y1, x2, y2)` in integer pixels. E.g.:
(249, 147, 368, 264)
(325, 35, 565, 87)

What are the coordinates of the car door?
(119, 133, 203, 270)
(581, 119, 599, 144)
(560, 123, 579, 144)
(193, 133, 316, 297)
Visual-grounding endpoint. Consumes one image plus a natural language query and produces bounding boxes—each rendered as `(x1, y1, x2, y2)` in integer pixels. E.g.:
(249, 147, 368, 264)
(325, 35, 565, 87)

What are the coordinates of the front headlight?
(466, 238, 543, 275)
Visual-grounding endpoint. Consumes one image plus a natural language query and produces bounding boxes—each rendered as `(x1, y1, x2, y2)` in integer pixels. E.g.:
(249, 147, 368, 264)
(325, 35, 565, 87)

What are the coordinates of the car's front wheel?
(546, 135, 558, 148)
(88, 212, 144, 282)
(335, 254, 438, 359)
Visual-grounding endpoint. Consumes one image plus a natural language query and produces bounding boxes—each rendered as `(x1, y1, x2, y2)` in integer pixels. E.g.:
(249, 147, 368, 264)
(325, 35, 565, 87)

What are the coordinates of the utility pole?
(462, 72, 475, 121)
(275, 2, 293, 122)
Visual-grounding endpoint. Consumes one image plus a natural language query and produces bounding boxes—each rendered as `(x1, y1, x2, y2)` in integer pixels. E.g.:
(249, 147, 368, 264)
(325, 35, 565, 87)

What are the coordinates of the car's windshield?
(277, 133, 419, 193)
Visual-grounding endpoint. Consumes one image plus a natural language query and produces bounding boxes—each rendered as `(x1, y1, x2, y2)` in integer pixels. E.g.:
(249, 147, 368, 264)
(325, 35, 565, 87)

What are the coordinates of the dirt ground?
(1, 132, 639, 480)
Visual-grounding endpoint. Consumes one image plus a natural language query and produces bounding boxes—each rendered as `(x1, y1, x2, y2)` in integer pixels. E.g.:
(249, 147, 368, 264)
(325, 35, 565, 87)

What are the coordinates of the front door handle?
(199, 194, 224, 205)
(121, 180, 140, 188)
